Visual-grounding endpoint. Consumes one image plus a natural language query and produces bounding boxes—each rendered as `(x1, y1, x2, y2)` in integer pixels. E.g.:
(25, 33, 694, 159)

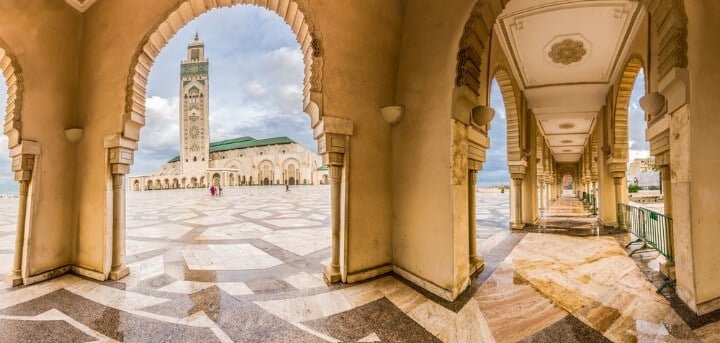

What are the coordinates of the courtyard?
(0, 187, 716, 341)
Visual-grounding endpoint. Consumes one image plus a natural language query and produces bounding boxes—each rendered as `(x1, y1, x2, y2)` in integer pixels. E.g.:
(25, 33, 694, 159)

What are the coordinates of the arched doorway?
(0, 45, 23, 284)
(212, 173, 221, 187)
(116, 6, 337, 306)
(190, 177, 198, 188)
(562, 174, 574, 196)
(133, 180, 140, 191)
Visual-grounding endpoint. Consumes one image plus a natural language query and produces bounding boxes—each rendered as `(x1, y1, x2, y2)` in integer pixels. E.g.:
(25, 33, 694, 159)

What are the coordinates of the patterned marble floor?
(0, 188, 718, 342)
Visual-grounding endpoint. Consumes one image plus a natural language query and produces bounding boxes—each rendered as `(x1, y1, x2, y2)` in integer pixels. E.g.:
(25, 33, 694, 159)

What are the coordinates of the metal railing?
(617, 203, 674, 292)
(582, 192, 597, 215)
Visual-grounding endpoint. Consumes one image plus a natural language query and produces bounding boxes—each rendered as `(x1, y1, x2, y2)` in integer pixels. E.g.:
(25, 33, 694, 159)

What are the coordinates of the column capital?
(11, 140, 40, 181)
(313, 116, 353, 139)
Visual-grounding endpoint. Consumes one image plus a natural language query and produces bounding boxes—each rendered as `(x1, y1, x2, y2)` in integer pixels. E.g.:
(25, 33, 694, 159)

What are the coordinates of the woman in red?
(210, 186, 216, 196)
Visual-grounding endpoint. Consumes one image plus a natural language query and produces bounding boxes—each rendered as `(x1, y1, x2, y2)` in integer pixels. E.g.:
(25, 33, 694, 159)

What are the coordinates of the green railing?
(582, 192, 597, 215)
(617, 203, 674, 292)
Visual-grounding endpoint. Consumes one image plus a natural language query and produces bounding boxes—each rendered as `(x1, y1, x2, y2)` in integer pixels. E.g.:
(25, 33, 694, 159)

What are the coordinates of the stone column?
(511, 174, 524, 229)
(7, 141, 40, 286)
(613, 175, 624, 208)
(105, 134, 135, 280)
(468, 169, 483, 274)
(315, 117, 353, 283)
(538, 181, 545, 211)
(661, 165, 672, 216)
(326, 161, 343, 282)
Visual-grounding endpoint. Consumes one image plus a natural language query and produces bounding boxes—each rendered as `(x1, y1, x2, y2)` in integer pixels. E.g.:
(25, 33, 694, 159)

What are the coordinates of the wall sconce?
(639, 92, 667, 115)
(64, 128, 84, 144)
(471, 106, 495, 127)
(381, 105, 404, 126)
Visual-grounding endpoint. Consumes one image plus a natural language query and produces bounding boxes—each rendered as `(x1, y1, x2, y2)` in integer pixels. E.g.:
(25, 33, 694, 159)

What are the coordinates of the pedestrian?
(218, 186, 223, 196)
(286, 184, 290, 192)
(210, 185, 216, 196)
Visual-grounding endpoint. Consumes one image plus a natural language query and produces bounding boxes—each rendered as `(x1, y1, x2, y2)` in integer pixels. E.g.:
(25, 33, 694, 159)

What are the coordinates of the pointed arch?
(612, 55, 645, 162)
(0, 42, 24, 149)
(122, 0, 324, 141)
(492, 66, 523, 163)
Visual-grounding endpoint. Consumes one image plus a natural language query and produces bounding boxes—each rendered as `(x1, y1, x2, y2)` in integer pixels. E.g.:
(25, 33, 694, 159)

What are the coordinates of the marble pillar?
(325, 162, 343, 282)
(314, 118, 353, 284)
(7, 141, 40, 286)
(468, 170, 483, 274)
(511, 176, 524, 230)
(108, 144, 132, 280)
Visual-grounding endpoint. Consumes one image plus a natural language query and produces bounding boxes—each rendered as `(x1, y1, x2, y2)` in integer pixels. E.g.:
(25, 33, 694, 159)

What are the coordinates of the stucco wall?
(0, 1, 81, 277)
(392, 0, 476, 293)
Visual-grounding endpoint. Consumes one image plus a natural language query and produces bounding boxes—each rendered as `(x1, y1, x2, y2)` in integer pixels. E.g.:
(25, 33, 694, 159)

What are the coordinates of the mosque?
(128, 35, 328, 191)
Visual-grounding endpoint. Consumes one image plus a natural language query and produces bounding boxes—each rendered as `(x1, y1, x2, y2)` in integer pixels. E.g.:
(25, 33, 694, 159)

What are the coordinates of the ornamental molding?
(548, 39, 587, 65)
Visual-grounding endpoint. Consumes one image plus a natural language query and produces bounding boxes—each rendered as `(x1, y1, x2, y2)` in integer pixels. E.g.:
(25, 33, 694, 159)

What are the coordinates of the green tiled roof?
(316, 165, 328, 171)
(167, 136, 296, 163)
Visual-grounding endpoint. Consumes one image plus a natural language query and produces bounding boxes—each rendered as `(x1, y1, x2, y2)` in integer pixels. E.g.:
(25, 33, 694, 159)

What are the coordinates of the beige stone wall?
(0, 1, 81, 278)
(676, 0, 720, 314)
(393, 0, 476, 297)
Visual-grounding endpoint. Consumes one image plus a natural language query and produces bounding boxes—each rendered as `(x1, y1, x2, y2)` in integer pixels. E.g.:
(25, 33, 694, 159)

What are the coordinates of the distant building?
(628, 157, 659, 189)
(128, 35, 327, 191)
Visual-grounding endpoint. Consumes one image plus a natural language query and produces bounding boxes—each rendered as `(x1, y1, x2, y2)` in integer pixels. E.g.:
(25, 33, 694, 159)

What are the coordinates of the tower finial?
(194, 30, 199, 41)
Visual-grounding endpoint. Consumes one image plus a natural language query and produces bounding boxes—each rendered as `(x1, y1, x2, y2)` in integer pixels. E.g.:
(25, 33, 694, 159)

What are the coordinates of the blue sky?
(0, 6, 650, 193)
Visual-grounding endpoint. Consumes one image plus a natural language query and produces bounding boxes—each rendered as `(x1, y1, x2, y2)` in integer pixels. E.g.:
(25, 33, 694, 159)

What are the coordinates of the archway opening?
(0, 63, 18, 284)
(562, 174, 574, 195)
(625, 69, 662, 213)
(473, 78, 512, 254)
(123, 5, 332, 299)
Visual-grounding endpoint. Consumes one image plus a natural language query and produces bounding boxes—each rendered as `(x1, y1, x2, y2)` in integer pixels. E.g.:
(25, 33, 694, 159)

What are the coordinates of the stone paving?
(0, 188, 718, 341)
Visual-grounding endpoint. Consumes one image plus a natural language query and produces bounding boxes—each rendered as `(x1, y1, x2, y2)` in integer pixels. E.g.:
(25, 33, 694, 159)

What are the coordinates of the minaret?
(179, 32, 210, 175)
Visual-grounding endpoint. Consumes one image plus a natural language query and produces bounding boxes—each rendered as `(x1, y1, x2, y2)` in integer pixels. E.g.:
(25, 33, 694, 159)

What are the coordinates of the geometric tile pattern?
(0, 190, 716, 341)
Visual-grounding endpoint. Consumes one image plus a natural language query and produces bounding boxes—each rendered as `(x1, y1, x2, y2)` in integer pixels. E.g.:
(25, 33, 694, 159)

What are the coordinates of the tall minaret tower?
(179, 32, 210, 175)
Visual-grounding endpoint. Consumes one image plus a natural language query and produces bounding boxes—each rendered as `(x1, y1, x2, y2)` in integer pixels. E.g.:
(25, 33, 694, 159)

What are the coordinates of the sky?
(0, 6, 650, 193)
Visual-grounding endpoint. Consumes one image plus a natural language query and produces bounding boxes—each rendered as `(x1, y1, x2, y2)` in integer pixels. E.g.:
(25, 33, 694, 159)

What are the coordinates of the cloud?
(477, 79, 510, 187)
(627, 70, 650, 158)
(0, 81, 13, 194)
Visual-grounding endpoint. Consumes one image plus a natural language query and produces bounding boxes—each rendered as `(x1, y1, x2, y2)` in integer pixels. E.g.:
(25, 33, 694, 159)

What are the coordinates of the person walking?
(210, 185, 216, 197)
(286, 184, 290, 192)
(218, 186, 223, 196)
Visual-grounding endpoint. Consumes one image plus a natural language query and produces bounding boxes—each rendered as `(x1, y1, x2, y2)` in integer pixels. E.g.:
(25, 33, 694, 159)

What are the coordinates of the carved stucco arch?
(281, 157, 300, 169)
(224, 158, 245, 172)
(612, 55, 645, 163)
(491, 66, 523, 163)
(455, 0, 504, 96)
(123, 0, 324, 142)
(0, 42, 24, 150)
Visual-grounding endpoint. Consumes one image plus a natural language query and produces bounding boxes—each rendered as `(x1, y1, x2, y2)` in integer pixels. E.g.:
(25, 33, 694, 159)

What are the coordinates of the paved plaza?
(0, 188, 717, 341)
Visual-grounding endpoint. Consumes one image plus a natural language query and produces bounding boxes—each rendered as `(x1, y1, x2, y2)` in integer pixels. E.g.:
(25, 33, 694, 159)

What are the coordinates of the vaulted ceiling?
(495, 0, 645, 162)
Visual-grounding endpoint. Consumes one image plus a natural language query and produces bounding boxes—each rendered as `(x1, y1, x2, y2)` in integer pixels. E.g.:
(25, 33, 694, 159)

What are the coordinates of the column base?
(511, 222, 525, 230)
(109, 265, 130, 281)
(660, 261, 676, 280)
(469, 257, 485, 276)
(323, 264, 341, 283)
(5, 272, 23, 287)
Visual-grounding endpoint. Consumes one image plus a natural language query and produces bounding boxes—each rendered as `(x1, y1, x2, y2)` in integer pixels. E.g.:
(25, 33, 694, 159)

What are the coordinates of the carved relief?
(451, 120, 469, 185)
(548, 39, 587, 65)
(0, 45, 24, 149)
